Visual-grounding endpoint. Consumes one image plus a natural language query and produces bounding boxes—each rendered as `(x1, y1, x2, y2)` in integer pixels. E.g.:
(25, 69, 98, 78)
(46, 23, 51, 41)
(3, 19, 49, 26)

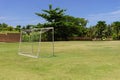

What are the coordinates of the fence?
(0, 33, 20, 42)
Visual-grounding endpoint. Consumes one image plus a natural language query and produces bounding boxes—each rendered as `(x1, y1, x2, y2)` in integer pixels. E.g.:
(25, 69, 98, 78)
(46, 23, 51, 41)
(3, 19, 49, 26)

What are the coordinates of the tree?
(94, 21, 107, 39)
(35, 5, 88, 40)
(35, 4, 65, 23)
(106, 24, 112, 38)
(87, 26, 95, 38)
(63, 15, 88, 37)
(1, 23, 8, 28)
(16, 25, 21, 32)
(111, 21, 120, 40)
(35, 4, 72, 40)
(0, 23, 2, 31)
(6, 26, 14, 31)
(36, 23, 43, 28)
(26, 25, 32, 29)
(0, 23, 8, 31)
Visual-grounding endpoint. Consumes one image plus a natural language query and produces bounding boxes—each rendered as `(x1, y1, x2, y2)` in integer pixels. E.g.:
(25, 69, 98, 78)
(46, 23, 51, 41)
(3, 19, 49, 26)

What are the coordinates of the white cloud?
(0, 16, 6, 20)
(111, 10, 120, 14)
(0, 16, 17, 21)
(0, 16, 46, 26)
(87, 10, 120, 26)
(30, 19, 46, 24)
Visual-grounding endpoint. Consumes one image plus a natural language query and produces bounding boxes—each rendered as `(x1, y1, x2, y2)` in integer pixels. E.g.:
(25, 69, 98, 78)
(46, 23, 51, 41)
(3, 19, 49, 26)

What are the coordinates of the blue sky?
(0, 0, 120, 27)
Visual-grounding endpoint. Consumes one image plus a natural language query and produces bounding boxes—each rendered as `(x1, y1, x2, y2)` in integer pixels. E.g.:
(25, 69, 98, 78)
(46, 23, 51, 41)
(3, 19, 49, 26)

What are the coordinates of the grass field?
(0, 41, 120, 80)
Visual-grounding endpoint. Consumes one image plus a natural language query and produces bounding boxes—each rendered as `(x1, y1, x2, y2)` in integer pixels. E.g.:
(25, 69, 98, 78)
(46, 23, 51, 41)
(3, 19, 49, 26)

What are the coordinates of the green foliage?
(95, 21, 107, 38)
(88, 21, 120, 40)
(36, 4, 67, 40)
(112, 33, 118, 40)
(22, 32, 40, 42)
(36, 5, 88, 40)
(63, 15, 88, 37)
(0, 23, 8, 31)
(7, 26, 14, 31)
(35, 4, 65, 23)
(0, 23, 20, 33)
(1, 4, 120, 40)
(15, 25, 21, 32)
(111, 21, 120, 40)
(22, 34, 30, 42)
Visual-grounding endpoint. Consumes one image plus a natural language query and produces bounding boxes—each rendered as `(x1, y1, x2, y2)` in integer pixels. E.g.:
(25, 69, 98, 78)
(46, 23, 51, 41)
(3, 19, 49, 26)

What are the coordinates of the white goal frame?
(18, 27, 54, 58)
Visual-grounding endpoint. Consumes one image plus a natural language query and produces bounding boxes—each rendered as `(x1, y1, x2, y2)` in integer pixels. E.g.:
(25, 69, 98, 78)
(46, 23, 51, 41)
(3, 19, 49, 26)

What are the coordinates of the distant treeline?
(0, 5, 120, 40)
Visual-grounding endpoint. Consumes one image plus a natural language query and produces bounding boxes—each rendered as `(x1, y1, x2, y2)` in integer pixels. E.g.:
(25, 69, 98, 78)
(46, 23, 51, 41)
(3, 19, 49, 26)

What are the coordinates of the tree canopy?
(35, 4, 88, 40)
(0, 4, 120, 40)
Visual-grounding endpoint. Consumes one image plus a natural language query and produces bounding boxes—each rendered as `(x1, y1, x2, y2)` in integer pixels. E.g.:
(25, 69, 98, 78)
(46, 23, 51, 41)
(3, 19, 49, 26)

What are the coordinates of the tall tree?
(95, 21, 107, 39)
(35, 5, 72, 40)
(36, 4, 67, 40)
(35, 5, 88, 40)
(111, 21, 120, 39)
(35, 4, 65, 24)
(106, 24, 112, 38)
(63, 15, 88, 37)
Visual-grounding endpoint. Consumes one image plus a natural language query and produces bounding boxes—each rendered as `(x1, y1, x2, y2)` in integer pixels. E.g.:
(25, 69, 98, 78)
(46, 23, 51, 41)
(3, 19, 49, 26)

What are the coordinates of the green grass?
(0, 31, 19, 34)
(0, 41, 120, 80)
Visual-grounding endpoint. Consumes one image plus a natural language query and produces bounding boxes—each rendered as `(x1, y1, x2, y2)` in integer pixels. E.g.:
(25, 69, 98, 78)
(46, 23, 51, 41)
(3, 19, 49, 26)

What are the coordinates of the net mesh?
(19, 27, 54, 58)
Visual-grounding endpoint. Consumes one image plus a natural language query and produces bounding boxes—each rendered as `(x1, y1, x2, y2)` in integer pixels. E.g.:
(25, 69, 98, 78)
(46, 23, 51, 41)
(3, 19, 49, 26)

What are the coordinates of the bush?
(112, 33, 117, 40)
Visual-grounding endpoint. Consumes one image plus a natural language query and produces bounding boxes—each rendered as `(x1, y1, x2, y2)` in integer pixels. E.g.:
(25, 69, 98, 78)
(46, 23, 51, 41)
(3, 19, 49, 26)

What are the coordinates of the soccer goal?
(18, 27, 54, 58)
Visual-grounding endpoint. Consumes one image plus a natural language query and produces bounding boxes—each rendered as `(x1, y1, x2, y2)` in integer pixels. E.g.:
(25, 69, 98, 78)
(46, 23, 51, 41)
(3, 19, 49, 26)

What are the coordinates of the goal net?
(18, 27, 54, 58)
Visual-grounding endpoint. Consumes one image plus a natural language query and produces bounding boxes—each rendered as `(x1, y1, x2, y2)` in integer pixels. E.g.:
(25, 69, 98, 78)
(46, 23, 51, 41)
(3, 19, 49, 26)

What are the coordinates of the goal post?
(18, 27, 54, 58)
